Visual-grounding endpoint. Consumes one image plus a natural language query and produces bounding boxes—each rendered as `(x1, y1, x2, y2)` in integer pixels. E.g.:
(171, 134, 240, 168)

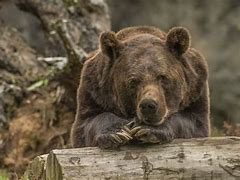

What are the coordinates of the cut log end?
(23, 137, 240, 180)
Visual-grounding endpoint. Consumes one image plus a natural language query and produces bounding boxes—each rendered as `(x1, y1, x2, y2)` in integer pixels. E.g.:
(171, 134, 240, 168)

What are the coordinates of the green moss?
(211, 126, 225, 137)
(26, 79, 49, 92)
(0, 170, 9, 180)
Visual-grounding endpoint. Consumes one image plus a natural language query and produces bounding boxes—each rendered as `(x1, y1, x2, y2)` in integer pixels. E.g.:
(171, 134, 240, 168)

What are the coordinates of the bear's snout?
(137, 84, 167, 126)
(139, 99, 158, 115)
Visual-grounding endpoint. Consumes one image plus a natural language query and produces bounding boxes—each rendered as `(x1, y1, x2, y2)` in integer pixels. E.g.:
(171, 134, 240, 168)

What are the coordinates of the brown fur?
(71, 26, 210, 148)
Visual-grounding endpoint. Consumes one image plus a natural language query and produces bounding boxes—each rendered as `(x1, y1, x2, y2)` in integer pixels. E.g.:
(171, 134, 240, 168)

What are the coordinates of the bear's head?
(98, 27, 207, 126)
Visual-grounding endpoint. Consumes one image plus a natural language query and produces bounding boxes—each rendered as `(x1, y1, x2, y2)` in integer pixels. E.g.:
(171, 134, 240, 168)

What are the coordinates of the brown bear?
(71, 26, 210, 149)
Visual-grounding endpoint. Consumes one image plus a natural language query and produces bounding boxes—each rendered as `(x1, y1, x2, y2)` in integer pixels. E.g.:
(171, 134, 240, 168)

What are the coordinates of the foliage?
(0, 170, 8, 180)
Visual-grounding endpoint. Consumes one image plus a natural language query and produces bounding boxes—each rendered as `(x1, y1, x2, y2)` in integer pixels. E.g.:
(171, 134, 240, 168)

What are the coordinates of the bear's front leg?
(112, 119, 175, 143)
(128, 120, 175, 144)
(71, 112, 133, 149)
(112, 119, 174, 144)
(96, 122, 133, 149)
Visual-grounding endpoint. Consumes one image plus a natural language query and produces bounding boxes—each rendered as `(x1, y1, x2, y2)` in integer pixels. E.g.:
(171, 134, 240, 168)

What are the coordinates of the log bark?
(23, 137, 240, 180)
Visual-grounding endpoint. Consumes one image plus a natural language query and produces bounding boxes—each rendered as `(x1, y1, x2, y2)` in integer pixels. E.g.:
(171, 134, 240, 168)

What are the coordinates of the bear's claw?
(110, 134, 123, 143)
(129, 126, 142, 136)
(134, 128, 150, 137)
(116, 131, 132, 140)
(125, 120, 136, 129)
(110, 128, 133, 145)
(122, 126, 131, 134)
(133, 127, 160, 143)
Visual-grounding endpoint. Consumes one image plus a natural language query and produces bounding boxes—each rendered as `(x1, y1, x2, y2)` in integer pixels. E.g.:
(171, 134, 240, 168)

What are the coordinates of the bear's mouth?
(142, 118, 163, 126)
(137, 108, 169, 126)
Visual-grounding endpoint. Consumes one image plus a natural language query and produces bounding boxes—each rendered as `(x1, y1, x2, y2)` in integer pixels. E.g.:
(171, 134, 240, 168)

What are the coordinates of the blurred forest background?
(0, 0, 239, 178)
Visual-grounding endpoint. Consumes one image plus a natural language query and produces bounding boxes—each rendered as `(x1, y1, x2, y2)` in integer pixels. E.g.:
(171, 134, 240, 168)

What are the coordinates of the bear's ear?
(166, 27, 191, 55)
(99, 31, 121, 60)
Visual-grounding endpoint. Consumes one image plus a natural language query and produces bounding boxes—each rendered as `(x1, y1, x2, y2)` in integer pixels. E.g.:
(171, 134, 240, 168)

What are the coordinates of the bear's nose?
(139, 99, 158, 115)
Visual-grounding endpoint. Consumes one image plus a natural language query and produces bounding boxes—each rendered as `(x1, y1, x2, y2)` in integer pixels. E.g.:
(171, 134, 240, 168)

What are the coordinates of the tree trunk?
(23, 137, 240, 180)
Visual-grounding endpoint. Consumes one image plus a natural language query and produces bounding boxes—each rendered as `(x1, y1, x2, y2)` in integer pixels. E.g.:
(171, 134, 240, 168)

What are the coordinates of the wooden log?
(23, 137, 240, 180)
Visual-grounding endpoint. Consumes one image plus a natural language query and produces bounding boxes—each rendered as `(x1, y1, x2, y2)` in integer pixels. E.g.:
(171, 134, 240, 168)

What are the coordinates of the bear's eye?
(128, 79, 140, 89)
(157, 75, 168, 83)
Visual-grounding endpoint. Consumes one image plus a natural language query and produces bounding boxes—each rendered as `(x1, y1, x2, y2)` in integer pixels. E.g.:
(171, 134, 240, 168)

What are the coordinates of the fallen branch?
(51, 19, 88, 109)
(23, 137, 240, 179)
(55, 19, 87, 65)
